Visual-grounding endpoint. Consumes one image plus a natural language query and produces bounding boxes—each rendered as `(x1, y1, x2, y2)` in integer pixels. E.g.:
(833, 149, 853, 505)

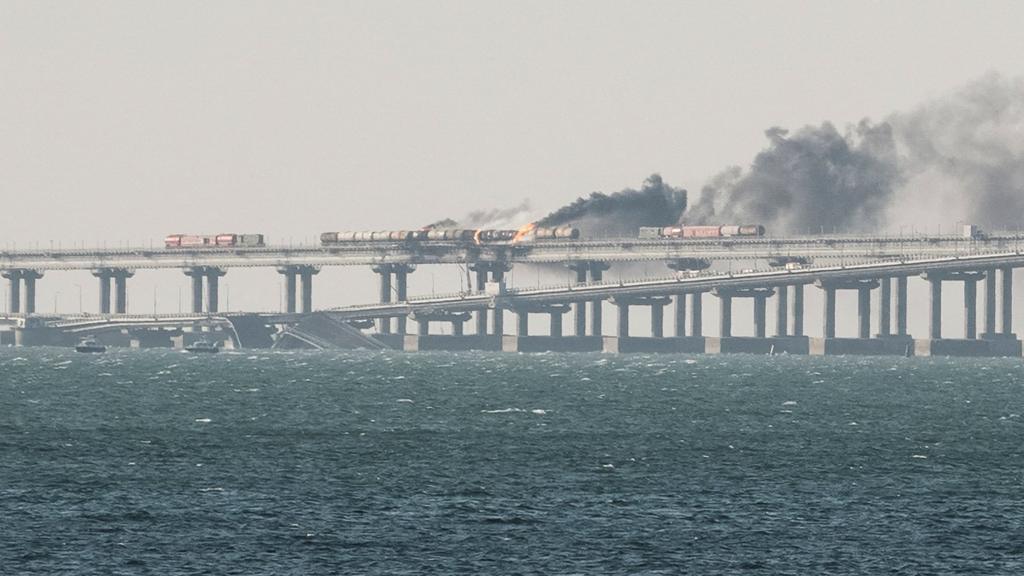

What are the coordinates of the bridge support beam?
(278, 267, 298, 313)
(372, 264, 414, 334)
(1001, 267, 1013, 337)
(2, 270, 21, 314)
(984, 268, 997, 336)
(790, 284, 804, 337)
(674, 294, 686, 337)
(857, 285, 871, 339)
(93, 268, 133, 314)
(775, 285, 788, 337)
(650, 301, 665, 338)
(896, 276, 909, 336)
(964, 276, 978, 340)
(205, 268, 226, 313)
(877, 277, 891, 337)
(816, 279, 879, 339)
(690, 292, 703, 337)
(299, 266, 320, 314)
(568, 262, 589, 336)
(183, 267, 225, 314)
(713, 288, 774, 338)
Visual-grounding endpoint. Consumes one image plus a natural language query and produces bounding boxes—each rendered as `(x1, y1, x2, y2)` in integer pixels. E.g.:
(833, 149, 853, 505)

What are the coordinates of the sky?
(2, 0, 1024, 326)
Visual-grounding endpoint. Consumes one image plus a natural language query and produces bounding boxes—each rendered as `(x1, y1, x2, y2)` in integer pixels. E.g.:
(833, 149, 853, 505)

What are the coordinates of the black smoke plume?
(687, 73, 1024, 234)
(537, 174, 687, 237)
(425, 200, 533, 230)
(686, 122, 900, 233)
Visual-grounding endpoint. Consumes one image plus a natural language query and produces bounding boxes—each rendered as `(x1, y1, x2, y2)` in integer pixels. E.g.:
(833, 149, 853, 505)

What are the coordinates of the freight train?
(164, 233, 265, 248)
(319, 226, 580, 245)
(638, 225, 766, 239)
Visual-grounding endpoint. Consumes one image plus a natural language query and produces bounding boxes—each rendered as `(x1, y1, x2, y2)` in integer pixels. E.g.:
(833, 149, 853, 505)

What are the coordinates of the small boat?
(184, 339, 219, 354)
(75, 337, 106, 353)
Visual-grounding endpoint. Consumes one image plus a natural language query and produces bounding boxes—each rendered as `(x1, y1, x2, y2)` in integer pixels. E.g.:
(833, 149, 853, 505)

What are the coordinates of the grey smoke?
(686, 121, 900, 233)
(688, 73, 1024, 234)
(538, 174, 687, 237)
(426, 200, 534, 230)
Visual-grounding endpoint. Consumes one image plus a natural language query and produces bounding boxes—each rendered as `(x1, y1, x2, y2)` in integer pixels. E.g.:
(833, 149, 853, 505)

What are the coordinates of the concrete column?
(857, 286, 871, 339)
(984, 268, 997, 336)
(719, 294, 732, 338)
(22, 272, 39, 315)
(550, 311, 563, 337)
(964, 278, 978, 339)
(650, 303, 664, 338)
(572, 265, 588, 336)
(452, 321, 464, 336)
(775, 285, 788, 337)
(516, 311, 529, 336)
(184, 269, 203, 314)
(896, 276, 908, 336)
(490, 268, 506, 336)
(689, 292, 703, 337)
(492, 307, 504, 336)
(674, 294, 686, 337)
(753, 293, 767, 338)
(299, 268, 317, 314)
(590, 264, 605, 336)
(93, 270, 112, 314)
(878, 277, 891, 337)
(616, 302, 629, 338)
(3, 271, 21, 314)
(113, 273, 129, 314)
(928, 277, 942, 339)
(790, 284, 804, 337)
(417, 318, 429, 336)
(475, 268, 488, 335)
(822, 286, 836, 339)
(282, 269, 297, 313)
(375, 266, 392, 334)
(205, 269, 225, 313)
(1001, 267, 1013, 336)
(394, 266, 409, 334)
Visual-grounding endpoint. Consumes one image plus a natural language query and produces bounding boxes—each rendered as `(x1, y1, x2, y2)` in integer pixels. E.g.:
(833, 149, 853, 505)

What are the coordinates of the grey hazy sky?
(3, 0, 1024, 329)
(4, 0, 1024, 246)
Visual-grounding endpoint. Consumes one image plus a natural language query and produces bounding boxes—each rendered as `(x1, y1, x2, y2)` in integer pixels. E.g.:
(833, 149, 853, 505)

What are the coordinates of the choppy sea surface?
(2, 348, 1023, 575)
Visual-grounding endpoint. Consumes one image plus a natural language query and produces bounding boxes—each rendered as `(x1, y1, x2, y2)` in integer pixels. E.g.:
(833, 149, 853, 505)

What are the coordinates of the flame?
(473, 229, 482, 245)
(511, 222, 537, 244)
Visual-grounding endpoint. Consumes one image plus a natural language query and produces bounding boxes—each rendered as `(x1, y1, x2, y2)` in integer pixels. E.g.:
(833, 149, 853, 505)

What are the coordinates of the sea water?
(2, 349, 1023, 574)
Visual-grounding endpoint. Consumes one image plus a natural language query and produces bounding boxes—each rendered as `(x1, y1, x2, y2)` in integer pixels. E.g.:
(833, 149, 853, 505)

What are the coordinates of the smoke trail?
(425, 201, 534, 230)
(686, 122, 900, 233)
(537, 174, 687, 237)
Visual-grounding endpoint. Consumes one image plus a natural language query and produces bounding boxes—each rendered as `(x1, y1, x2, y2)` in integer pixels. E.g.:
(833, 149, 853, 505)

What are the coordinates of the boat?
(184, 339, 219, 353)
(75, 337, 106, 353)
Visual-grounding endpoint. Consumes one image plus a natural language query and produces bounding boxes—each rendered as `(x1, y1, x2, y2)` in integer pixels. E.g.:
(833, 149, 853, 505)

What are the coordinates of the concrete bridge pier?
(916, 270, 1017, 357)
(297, 266, 320, 314)
(94, 268, 133, 314)
(469, 262, 510, 335)
(277, 267, 298, 313)
(112, 270, 133, 314)
(205, 268, 226, 313)
(790, 284, 804, 336)
(877, 277, 891, 337)
(983, 268, 997, 337)
(1000, 267, 1014, 338)
(588, 262, 610, 336)
(183, 268, 204, 314)
(183, 267, 226, 314)
(690, 292, 703, 337)
(704, 287, 780, 354)
(2, 270, 22, 313)
(811, 278, 888, 356)
(775, 285, 788, 337)
(567, 262, 589, 336)
(673, 294, 686, 337)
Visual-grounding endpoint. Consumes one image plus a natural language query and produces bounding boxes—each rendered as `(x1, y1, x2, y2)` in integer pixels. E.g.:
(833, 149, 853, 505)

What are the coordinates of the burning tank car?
(319, 226, 580, 245)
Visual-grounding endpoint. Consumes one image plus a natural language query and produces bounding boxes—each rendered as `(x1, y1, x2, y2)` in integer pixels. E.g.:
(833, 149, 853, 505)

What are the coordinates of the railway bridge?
(4, 249, 1024, 357)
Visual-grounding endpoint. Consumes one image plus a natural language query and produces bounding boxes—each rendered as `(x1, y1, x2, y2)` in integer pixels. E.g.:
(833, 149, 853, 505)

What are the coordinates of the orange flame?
(473, 229, 482, 245)
(511, 222, 537, 244)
